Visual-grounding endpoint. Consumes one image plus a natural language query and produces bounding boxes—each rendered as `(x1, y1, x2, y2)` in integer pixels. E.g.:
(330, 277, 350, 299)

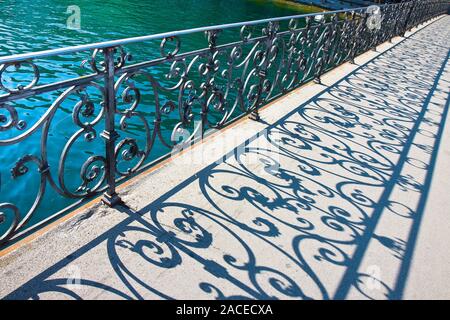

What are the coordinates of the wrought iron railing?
(0, 0, 448, 246)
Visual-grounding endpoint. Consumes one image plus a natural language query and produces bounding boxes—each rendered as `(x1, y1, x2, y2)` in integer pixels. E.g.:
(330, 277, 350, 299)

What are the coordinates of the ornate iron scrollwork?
(0, 0, 448, 246)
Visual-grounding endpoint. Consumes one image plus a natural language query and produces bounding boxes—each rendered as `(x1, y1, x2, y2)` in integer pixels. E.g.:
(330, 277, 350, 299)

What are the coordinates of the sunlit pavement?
(1, 15, 449, 300)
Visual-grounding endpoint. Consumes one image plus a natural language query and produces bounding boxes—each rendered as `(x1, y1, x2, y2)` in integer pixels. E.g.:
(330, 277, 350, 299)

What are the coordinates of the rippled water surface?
(1, 0, 317, 55)
(0, 0, 319, 238)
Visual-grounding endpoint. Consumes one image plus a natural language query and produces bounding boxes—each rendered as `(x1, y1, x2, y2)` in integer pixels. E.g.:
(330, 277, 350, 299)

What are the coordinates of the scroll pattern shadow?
(3, 14, 450, 299)
(0, 0, 449, 245)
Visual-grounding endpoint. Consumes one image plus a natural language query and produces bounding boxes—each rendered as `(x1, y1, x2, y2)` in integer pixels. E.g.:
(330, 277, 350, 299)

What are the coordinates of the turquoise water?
(0, 0, 317, 239)
(0, 0, 314, 55)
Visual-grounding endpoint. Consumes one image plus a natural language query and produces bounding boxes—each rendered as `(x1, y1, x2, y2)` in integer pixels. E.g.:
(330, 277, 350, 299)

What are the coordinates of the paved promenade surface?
(1, 16, 449, 300)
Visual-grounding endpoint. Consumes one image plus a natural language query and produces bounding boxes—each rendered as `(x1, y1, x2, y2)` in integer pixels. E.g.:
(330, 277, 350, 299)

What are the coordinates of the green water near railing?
(0, 0, 323, 239)
(0, 0, 320, 55)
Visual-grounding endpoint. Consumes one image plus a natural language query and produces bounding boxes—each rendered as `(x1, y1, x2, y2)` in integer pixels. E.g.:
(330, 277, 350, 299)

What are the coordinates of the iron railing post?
(250, 27, 270, 122)
(402, 1, 416, 37)
(391, 3, 403, 39)
(350, 12, 365, 64)
(101, 47, 122, 207)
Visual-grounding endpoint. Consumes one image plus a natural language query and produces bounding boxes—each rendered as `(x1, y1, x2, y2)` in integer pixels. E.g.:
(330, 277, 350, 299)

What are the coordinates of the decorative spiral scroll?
(0, 203, 20, 244)
(77, 155, 107, 193)
(1, 155, 47, 244)
(160, 36, 181, 58)
(81, 47, 131, 73)
(0, 103, 27, 132)
(55, 83, 107, 198)
(262, 21, 279, 39)
(114, 72, 154, 175)
(0, 60, 40, 94)
(1, 0, 447, 248)
(288, 18, 299, 31)
(115, 138, 146, 175)
(240, 25, 253, 42)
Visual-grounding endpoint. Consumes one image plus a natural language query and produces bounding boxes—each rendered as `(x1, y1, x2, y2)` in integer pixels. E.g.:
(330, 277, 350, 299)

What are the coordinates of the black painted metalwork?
(0, 0, 448, 246)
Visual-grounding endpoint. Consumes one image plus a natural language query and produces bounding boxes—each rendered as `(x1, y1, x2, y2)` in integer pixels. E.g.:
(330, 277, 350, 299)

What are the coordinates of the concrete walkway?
(1, 16, 449, 300)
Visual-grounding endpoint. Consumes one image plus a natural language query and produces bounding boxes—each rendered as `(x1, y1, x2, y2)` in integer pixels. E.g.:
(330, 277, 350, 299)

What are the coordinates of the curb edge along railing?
(0, 0, 448, 246)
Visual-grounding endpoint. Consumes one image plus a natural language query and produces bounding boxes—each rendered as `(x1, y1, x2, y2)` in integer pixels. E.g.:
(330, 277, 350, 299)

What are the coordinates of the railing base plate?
(248, 111, 260, 121)
(102, 193, 123, 207)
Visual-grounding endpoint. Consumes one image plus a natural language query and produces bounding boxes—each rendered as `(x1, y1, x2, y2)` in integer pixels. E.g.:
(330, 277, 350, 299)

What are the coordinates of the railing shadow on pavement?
(1, 0, 448, 248)
(3, 18, 450, 300)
